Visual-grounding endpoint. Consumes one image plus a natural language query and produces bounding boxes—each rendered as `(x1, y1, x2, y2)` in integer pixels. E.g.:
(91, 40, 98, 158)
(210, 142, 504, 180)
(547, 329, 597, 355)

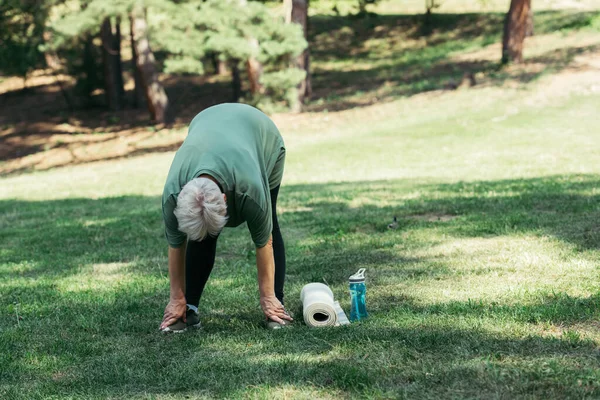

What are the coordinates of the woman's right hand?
(160, 296, 187, 330)
(260, 295, 293, 324)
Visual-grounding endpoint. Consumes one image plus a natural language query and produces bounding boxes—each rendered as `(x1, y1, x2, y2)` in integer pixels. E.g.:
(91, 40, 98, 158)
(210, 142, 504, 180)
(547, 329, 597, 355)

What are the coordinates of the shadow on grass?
(1, 174, 599, 281)
(1, 286, 599, 398)
(0, 195, 163, 279)
(2, 174, 600, 397)
(402, 293, 600, 325)
(283, 174, 600, 250)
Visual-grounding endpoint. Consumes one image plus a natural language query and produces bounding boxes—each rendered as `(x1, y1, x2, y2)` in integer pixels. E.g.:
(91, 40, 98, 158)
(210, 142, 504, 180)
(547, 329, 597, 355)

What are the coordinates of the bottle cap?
(349, 268, 366, 283)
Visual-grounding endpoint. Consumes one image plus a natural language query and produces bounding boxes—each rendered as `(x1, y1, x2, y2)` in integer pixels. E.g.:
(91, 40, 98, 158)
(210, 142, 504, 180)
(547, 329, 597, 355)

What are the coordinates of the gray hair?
(174, 177, 228, 241)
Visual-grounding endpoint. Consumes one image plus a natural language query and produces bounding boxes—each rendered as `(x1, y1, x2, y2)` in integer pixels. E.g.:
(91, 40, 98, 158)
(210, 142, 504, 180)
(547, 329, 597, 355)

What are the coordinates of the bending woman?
(159, 103, 292, 332)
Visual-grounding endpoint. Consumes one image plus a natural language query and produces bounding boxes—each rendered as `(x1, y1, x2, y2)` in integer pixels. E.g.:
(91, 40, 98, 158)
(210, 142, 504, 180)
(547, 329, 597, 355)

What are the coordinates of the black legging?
(185, 185, 286, 307)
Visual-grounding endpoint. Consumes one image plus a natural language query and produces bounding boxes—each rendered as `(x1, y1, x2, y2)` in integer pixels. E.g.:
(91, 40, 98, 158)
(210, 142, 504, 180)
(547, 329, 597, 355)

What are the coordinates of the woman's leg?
(270, 185, 286, 305)
(185, 235, 219, 307)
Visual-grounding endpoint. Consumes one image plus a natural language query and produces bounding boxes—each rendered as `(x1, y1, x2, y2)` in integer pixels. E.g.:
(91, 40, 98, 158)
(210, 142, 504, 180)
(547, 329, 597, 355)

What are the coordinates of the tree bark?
(231, 60, 242, 102)
(239, 0, 262, 97)
(246, 37, 263, 96)
(502, 0, 531, 64)
(42, 31, 61, 71)
(81, 34, 100, 107)
(525, 7, 534, 37)
(42, 30, 73, 111)
(129, 14, 146, 109)
(209, 53, 230, 76)
(285, 0, 311, 112)
(101, 17, 125, 111)
(114, 18, 126, 104)
(130, 4, 170, 124)
(218, 59, 230, 76)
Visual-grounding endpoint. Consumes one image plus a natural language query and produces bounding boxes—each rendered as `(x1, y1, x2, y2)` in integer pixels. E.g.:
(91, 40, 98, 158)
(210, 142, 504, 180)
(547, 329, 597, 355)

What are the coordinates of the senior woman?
(159, 103, 293, 332)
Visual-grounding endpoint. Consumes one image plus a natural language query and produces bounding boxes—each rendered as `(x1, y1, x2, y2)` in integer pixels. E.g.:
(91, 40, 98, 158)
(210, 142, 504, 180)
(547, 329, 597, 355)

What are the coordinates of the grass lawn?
(2, 4, 600, 400)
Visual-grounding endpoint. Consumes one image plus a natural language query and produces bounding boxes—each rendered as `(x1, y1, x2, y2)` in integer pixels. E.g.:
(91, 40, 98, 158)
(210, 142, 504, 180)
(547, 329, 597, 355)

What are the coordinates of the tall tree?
(42, 30, 61, 71)
(81, 34, 102, 106)
(502, 0, 531, 64)
(130, 3, 170, 123)
(231, 60, 242, 102)
(239, 0, 264, 98)
(285, 0, 311, 112)
(100, 17, 125, 110)
(129, 13, 146, 109)
(42, 29, 73, 110)
(208, 53, 229, 76)
(218, 59, 230, 76)
(246, 37, 264, 97)
(526, 7, 534, 37)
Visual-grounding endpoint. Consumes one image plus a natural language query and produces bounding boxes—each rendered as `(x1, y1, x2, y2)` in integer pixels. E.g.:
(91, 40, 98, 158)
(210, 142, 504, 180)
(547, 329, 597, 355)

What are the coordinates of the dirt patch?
(0, 127, 186, 175)
(0, 68, 233, 175)
(538, 320, 600, 343)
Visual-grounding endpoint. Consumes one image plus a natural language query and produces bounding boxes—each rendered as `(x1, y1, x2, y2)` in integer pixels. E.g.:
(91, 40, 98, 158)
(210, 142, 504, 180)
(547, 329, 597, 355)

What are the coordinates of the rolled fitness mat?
(300, 283, 339, 327)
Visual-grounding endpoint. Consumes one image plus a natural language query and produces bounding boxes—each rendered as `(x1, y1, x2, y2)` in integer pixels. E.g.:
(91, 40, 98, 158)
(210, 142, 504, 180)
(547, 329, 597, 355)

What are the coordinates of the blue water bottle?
(349, 268, 368, 322)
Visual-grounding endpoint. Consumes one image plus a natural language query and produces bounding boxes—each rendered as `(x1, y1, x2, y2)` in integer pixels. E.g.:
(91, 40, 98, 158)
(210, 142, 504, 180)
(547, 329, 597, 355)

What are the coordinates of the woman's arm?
(160, 244, 188, 329)
(256, 235, 293, 324)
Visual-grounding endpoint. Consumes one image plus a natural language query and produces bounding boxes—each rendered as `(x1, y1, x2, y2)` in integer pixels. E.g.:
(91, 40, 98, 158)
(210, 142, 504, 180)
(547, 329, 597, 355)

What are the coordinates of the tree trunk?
(130, 4, 170, 124)
(502, 0, 531, 64)
(129, 14, 146, 109)
(42, 31, 61, 71)
(218, 59, 230, 76)
(525, 7, 534, 37)
(114, 18, 126, 104)
(208, 53, 230, 76)
(285, 0, 311, 112)
(246, 38, 263, 96)
(240, 0, 262, 97)
(101, 17, 125, 111)
(231, 60, 242, 102)
(81, 34, 100, 107)
(42, 30, 73, 110)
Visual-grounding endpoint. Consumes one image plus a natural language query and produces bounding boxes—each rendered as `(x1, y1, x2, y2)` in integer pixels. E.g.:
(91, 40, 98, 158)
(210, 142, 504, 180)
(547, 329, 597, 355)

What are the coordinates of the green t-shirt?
(162, 103, 286, 248)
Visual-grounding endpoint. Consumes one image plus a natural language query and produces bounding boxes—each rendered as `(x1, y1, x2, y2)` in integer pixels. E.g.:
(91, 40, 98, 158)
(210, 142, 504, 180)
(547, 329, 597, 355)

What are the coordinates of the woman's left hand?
(260, 295, 293, 324)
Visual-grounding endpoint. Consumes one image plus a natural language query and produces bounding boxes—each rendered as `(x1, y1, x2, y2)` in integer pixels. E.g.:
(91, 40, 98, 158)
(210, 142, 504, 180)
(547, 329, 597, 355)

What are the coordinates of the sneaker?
(186, 307, 201, 329)
(161, 306, 201, 333)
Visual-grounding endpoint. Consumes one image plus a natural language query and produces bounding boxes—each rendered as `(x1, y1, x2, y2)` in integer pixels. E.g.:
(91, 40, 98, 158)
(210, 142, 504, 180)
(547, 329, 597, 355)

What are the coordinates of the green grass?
(311, 0, 600, 15)
(308, 0, 600, 15)
(3, 6, 600, 400)
(307, 8, 600, 111)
